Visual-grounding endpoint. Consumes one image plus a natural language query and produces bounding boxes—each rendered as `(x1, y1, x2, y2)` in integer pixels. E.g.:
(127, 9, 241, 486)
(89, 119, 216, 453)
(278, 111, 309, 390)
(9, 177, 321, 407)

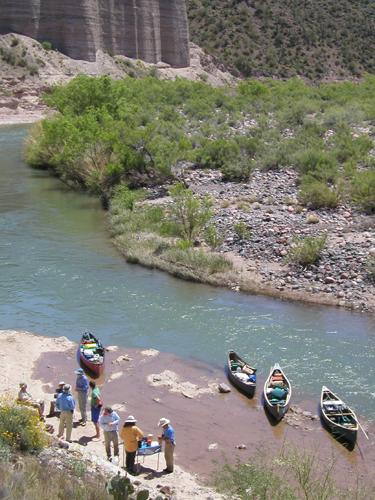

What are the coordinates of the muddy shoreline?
(32, 337, 375, 487)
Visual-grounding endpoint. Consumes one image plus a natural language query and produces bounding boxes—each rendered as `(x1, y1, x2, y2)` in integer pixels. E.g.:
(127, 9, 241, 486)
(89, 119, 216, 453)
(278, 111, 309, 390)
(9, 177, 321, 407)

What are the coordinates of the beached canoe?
(263, 363, 292, 421)
(227, 350, 257, 397)
(78, 331, 105, 376)
(320, 386, 358, 445)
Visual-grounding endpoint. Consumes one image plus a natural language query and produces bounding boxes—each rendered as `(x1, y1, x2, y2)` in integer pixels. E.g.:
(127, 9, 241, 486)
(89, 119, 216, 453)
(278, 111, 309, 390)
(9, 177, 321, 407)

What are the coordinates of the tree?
(169, 183, 213, 244)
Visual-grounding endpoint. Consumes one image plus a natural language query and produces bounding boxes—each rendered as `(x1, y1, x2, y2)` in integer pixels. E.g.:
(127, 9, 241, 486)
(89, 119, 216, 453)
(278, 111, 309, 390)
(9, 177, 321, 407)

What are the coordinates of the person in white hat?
(158, 417, 175, 473)
(120, 415, 144, 473)
(48, 381, 65, 417)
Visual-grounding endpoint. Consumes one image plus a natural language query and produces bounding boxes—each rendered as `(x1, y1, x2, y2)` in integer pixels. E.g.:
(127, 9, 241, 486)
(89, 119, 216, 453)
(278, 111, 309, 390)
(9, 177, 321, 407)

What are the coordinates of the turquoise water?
(1, 125, 375, 417)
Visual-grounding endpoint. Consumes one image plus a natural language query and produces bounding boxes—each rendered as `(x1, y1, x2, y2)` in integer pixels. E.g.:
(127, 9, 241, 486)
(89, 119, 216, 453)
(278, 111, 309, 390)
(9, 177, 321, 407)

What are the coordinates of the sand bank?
(2, 329, 375, 496)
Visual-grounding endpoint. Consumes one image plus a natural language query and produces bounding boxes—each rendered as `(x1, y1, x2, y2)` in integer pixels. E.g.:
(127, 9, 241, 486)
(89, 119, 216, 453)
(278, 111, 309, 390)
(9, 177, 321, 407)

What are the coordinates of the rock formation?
(0, 0, 190, 67)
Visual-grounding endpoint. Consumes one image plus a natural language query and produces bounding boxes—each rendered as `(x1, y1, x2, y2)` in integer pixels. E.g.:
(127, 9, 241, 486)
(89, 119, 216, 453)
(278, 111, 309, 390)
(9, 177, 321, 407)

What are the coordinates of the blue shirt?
(99, 411, 120, 432)
(163, 425, 175, 445)
(76, 374, 89, 393)
(56, 392, 75, 412)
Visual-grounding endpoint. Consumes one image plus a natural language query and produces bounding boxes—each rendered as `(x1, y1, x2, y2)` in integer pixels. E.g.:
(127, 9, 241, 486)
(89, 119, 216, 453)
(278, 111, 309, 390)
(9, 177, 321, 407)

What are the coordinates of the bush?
(299, 178, 340, 209)
(41, 41, 52, 51)
(287, 235, 327, 266)
(205, 224, 223, 250)
(221, 161, 252, 181)
(165, 247, 233, 275)
(0, 455, 110, 500)
(169, 183, 213, 243)
(0, 398, 48, 452)
(234, 221, 251, 240)
(350, 170, 375, 213)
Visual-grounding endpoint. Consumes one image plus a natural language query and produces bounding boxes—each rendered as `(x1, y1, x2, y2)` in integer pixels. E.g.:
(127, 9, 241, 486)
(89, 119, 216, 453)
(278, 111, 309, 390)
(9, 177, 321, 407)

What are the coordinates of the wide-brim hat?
(158, 417, 170, 427)
(63, 384, 71, 392)
(125, 415, 137, 424)
(58, 381, 65, 386)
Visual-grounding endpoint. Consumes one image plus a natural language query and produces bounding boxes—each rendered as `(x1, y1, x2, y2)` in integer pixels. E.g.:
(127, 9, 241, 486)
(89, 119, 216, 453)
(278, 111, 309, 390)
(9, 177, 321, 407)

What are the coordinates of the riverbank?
(1, 329, 375, 496)
(110, 165, 375, 314)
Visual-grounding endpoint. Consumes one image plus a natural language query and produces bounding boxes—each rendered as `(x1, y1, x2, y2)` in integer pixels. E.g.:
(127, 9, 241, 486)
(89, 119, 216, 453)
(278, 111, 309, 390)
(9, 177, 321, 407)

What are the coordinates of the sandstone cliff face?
(0, 0, 190, 67)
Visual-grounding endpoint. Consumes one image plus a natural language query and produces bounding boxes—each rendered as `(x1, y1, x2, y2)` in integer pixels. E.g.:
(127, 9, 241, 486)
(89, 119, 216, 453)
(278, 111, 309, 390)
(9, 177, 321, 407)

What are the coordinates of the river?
(1, 125, 374, 418)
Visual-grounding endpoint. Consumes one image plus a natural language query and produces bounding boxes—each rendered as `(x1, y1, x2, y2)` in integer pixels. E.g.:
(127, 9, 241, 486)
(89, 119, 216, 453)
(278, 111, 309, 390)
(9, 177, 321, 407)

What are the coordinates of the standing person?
(120, 415, 144, 473)
(56, 384, 75, 442)
(90, 380, 102, 438)
(99, 406, 120, 462)
(158, 417, 175, 473)
(74, 368, 89, 426)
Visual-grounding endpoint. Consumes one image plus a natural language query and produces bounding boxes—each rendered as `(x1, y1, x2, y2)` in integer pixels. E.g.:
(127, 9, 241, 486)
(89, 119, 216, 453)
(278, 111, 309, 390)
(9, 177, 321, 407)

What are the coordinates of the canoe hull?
(227, 350, 256, 398)
(78, 332, 105, 377)
(320, 386, 358, 446)
(263, 363, 292, 422)
(79, 352, 104, 376)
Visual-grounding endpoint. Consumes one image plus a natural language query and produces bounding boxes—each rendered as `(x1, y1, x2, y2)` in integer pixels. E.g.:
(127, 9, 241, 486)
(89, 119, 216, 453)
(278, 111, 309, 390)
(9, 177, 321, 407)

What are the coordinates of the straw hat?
(158, 417, 170, 427)
(125, 415, 137, 424)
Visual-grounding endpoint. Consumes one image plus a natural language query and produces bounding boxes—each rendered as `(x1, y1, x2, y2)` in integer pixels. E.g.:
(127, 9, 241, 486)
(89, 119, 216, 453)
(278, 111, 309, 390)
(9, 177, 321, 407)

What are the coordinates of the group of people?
(17, 367, 176, 475)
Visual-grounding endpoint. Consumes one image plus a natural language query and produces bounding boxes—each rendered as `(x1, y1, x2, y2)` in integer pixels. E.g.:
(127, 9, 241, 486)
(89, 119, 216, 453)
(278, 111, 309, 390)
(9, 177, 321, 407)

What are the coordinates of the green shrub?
(299, 178, 340, 209)
(234, 221, 250, 240)
(221, 160, 252, 181)
(287, 235, 327, 266)
(169, 183, 213, 243)
(41, 41, 52, 51)
(205, 224, 223, 250)
(195, 139, 241, 170)
(350, 170, 375, 213)
(0, 398, 48, 452)
(165, 247, 233, 274)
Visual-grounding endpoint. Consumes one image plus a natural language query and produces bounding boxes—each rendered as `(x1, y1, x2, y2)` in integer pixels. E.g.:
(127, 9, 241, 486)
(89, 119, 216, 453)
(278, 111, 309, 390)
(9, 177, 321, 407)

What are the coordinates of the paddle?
(358, 420, 369, 440)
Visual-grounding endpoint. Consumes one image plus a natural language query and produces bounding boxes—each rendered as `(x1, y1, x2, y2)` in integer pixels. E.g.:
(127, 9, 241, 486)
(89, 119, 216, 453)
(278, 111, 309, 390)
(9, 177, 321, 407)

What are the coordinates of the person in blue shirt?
(75, 367, 89, 425)
(99, 406, 120, 461)
(158, 417, 175, 473)
(56, 384, 75, 442)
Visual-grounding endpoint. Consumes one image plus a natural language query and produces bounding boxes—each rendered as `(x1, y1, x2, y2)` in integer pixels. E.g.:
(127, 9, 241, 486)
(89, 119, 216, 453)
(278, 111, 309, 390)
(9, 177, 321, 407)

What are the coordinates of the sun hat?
(58, 381, 65, 386)
(158, 418, 170, 427)
(125, 415, 137, 424)
(74, 368, 84, 375)
(63, 384, 71, 392)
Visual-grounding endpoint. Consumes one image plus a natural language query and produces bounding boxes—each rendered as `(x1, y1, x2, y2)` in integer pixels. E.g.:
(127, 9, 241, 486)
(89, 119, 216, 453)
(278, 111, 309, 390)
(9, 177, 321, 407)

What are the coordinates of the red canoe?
(78, 331, 105, 376)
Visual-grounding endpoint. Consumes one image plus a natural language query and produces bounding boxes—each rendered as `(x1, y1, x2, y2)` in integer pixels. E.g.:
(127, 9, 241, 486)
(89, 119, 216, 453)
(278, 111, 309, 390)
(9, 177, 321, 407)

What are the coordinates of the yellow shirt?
(120, 425, 144, 452)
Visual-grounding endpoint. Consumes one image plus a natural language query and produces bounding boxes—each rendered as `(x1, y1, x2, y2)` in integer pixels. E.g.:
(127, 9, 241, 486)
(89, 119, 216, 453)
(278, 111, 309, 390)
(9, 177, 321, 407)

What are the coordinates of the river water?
(1, 125, 375, 418)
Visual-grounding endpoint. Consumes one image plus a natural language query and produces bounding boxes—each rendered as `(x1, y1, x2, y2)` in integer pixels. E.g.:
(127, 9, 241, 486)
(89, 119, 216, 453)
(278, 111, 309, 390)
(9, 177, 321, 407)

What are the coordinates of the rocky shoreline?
(175, 165, 375, 313)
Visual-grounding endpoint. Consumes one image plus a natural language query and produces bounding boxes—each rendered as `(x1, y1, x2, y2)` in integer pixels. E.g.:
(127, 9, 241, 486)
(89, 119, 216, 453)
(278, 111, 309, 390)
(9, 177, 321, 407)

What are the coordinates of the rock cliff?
(0, 0, 190, 67)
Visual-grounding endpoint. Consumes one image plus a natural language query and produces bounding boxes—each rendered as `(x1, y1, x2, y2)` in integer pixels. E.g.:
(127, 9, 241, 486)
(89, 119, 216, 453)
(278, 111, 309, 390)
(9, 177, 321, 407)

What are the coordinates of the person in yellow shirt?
(119, 415, 144, 473)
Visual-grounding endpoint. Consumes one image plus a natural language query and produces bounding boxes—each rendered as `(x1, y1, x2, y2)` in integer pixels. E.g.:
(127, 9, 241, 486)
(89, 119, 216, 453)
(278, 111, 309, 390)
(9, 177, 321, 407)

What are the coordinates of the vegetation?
(24, 74, 375, 283)
(0, 41, 41, 75)
(0, 398, 48, 453)
(234, 221, 251, 241)
(215, 447, 375, 499)
(26, 75, 375, 214)
(287, 236, 327, 267)
(169, 183, 213, 244)
(187, 0, 375, 79)
(109, 187, 233, 279)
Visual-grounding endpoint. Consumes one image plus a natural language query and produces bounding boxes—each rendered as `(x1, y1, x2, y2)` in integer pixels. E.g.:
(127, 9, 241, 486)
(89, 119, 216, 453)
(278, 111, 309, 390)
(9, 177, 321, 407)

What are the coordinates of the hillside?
(187, 0, 375, 79)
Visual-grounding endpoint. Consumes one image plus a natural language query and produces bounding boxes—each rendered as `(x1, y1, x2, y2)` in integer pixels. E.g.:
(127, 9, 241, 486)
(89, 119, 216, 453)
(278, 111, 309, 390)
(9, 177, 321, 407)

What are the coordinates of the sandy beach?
(1, 329, 374, 497)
